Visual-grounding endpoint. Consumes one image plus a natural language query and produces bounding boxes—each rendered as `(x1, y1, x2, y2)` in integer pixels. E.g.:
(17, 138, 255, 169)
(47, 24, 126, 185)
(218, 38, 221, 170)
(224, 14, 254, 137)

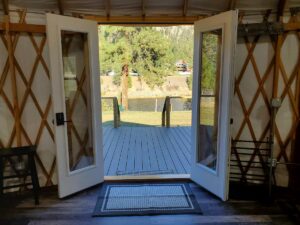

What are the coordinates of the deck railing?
(102, 97, 120, 128)
(162, 96, 187, 128)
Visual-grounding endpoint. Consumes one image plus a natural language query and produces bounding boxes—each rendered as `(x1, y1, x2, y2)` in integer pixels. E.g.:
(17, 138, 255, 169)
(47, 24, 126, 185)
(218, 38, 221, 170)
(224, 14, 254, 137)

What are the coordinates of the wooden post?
(121, 64, 129, 110)
(112, 97, 120, 128)
(162, 96, 171, 128)
(268, 33, 283, 198)
(102, 97, 120, 128)
(272, 35, 282, 98)
(162, 102, 166, 127)
(166, 96, 171, 128)
(5, 15, 21, 147)
(289, 99, 300, 193)
(289, 53, 300, 193)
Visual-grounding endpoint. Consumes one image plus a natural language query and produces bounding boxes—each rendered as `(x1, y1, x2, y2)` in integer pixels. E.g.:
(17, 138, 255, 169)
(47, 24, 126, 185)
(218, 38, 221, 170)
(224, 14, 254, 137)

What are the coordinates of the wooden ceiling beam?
(284, 22, 300, 30)
(1, 0, 9, 15)
(228, 0, 237, 10)
(183, 0, 189, 17)
(1, 20, 298, 33)
(57, 0, 64, 15)
(0, 23, 46, 33)
(277, 0, 288, 21)
(105, 0, 111, 18)
(84, 15, 204, 25)
(142, 0, 146, 17)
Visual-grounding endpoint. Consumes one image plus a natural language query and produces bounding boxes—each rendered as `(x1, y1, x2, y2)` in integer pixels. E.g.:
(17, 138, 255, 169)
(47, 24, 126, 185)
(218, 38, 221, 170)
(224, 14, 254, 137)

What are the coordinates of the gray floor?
(103, 126, 191, 176)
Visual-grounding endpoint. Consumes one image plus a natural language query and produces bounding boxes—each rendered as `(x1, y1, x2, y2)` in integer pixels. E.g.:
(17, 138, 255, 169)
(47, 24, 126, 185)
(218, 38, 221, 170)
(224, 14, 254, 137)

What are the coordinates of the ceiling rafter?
(142, 0, 146, 17)
(57, 0, 64, 15)
(1, 0, 9, 15)
(183, 0, 189, 17)
(84, 15, 204, 24)
(228, 0, 237, 10)
(277, 0, 288, 21)
(105, 0, 111, 18)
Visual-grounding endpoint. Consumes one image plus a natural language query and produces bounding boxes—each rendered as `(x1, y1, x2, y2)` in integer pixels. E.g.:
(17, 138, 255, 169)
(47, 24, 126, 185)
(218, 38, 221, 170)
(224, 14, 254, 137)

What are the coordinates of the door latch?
(55, 112, 71, 126)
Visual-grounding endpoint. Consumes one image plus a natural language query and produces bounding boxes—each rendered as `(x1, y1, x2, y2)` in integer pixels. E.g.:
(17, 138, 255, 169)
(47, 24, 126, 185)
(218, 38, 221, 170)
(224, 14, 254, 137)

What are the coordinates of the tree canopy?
(99, 26, 173, 88)
(99, 25, 218, 92)
(201, 32, 219, 91)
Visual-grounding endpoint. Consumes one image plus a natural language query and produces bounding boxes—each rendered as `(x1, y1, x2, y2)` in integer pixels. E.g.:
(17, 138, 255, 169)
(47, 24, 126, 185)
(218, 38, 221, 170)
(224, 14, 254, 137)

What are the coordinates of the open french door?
(191, 10, 238, 201)
(46, 14, 104, 198)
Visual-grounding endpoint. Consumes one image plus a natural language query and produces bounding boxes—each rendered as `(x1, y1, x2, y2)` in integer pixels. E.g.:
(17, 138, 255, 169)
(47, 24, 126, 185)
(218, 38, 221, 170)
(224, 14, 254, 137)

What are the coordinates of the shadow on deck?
(103, 126, 191, 176)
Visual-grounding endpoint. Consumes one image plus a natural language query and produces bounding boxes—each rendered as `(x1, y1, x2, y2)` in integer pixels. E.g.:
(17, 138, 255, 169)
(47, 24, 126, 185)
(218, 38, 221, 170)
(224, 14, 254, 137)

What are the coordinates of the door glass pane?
(61, 31, 95, 172)
(197, 29, 222, 171)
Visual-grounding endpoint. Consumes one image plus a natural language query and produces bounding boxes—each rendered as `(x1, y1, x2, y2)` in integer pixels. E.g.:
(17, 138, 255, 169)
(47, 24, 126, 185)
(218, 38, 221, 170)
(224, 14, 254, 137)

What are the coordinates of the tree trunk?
(121, 64, 129, 110)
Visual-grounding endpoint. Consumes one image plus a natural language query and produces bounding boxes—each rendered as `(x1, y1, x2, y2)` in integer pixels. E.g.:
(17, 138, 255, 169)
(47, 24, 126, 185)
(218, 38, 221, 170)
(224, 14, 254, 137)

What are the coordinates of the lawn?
(102, 107, 214, 127)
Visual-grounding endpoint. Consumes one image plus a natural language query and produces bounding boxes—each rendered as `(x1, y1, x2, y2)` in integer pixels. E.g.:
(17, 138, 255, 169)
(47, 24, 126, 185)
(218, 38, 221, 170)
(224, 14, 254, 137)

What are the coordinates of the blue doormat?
(93, 183, 202, 216)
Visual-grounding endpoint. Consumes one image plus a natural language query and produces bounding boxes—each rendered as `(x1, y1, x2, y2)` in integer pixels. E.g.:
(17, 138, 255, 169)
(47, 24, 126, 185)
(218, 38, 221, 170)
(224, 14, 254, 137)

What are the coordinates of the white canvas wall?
(232, 14, 300, 187)
(0, 12, 57, 186)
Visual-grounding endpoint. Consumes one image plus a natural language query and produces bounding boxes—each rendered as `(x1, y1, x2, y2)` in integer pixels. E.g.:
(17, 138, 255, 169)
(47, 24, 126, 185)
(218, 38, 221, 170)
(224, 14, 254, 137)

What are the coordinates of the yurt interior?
(0, 0, 300, 224)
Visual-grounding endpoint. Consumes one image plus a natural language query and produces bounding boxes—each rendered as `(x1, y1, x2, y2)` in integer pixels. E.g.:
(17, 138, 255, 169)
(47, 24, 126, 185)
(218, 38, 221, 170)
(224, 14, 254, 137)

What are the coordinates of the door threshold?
(104, 174, 190, 181)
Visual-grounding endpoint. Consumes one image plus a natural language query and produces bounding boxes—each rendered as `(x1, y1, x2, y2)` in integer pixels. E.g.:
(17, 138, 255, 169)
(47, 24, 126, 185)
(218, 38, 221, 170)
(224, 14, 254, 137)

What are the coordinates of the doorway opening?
(99, 25, 219, 179)
(48, 11, 237, 199)
(99, 25, 194, 178)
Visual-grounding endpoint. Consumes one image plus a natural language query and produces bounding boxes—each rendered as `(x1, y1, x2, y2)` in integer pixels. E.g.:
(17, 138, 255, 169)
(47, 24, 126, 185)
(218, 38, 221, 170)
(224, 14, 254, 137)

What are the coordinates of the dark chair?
(0, 145, 40, 205)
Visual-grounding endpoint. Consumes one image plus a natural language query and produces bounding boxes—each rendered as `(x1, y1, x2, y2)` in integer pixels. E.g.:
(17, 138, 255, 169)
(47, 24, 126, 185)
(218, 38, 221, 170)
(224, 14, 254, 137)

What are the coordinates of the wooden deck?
(103, 126, 191, 176)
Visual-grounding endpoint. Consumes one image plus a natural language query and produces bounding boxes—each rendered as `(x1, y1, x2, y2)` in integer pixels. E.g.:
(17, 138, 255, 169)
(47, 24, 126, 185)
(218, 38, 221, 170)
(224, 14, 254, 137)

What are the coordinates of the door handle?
(55, 112, 71, 126)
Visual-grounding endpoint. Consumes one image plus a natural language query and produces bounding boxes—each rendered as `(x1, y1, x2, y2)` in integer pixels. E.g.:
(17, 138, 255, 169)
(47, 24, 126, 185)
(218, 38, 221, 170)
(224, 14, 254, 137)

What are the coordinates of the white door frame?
(191, 10, 238, 201)
(47, 14, 104, 198)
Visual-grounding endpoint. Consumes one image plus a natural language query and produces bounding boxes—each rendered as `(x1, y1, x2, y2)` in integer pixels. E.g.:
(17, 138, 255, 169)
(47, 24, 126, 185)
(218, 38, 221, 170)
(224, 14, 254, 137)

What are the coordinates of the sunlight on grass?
(102, 106, 214, 127)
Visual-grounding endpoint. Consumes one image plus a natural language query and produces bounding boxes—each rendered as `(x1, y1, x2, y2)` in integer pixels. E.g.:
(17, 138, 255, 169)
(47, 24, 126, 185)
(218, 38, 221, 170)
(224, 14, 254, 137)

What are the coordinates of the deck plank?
(144, 128, 160, 172)
(108, 127, 130, 175)
(150, 127, 177, 173)
(116, 127, 132, 174)
(169, 127, 191, 161)
(103, 126, 191, 176)
(140, 128, 151, 172)
(156, 128, 186, 174)
(176, 126, 192, 145)
(133, 127, 143, 173)
(125, 128, 136, 173)
(172, 127, 192, 154)
(158, 128, 189, 174)
(147, 127, 168, 172)
(103, 127, 115, 155)
(104, 128, 125, 175)
(170, 129, 191, 158)
(104, 128, 121, 160)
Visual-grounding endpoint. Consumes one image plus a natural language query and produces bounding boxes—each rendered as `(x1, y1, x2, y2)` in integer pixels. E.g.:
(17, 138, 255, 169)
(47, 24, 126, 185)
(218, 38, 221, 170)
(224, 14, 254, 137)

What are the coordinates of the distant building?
(175, 60, 188, 72)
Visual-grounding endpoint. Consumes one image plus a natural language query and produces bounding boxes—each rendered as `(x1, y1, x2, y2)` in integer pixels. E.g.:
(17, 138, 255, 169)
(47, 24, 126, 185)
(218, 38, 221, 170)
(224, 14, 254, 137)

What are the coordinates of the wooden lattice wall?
(0, 11, 299, 188)
(0, 11, 57, 187)
(232, 12, 300, 186)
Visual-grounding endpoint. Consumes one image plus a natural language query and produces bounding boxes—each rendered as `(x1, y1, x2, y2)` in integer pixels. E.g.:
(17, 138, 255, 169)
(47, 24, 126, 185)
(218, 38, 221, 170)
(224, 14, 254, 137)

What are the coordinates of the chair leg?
(29, 153, 40, 205)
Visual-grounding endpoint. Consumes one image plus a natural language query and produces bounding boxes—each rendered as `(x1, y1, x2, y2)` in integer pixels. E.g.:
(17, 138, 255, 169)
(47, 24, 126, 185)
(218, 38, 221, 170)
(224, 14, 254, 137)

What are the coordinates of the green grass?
(102, 107, 214, 127)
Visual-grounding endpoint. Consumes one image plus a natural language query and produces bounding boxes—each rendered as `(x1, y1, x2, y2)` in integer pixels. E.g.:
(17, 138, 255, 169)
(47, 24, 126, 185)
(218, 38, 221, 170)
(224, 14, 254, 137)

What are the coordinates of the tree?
(158, 26, 194, 70)
(99, 26, 136, 109)
(99, 26, 174, 108)
(132, 28, 173, 88)
(99, 25, 218, 98)
(201, 32, 219, 92)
